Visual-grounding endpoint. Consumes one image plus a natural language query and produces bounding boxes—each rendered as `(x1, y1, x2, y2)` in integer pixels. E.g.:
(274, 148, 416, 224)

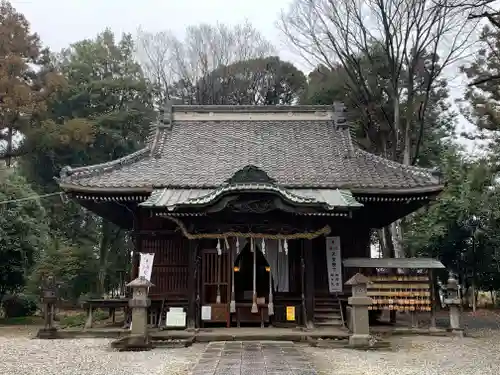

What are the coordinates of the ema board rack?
(367, 275, 431, 311)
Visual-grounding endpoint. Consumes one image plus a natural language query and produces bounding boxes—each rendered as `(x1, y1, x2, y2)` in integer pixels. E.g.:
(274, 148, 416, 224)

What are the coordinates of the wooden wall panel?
(313, 236, 328, 293)
(340, 225, 371, 284)
(288, 240, 302, 294)
(311, 225, 371, 295)
(140, 235, 190, 298)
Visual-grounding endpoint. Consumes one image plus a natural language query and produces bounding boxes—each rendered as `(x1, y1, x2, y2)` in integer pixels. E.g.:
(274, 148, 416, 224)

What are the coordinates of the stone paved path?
(189, 341, 317, 375)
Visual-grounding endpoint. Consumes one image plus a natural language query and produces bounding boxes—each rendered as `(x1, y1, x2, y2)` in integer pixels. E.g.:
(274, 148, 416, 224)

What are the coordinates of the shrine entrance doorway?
(233, 242, 273, 327)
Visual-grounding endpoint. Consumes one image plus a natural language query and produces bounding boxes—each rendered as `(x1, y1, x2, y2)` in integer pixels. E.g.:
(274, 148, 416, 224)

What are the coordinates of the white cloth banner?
(138, 253, 155, 281)
(265, 240, 289, 292)
(326, 236, 342, 293)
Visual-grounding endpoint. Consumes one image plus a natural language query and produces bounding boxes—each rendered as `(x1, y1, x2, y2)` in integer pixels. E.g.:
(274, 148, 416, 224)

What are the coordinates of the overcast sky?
(12, 0, 479, 152)
(13, 0, 298, 63)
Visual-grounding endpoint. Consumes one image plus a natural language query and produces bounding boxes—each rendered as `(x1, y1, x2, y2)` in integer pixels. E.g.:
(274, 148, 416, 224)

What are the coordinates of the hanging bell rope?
(268, 266, 274, 316)
(161, 215, 330, 240)
(216, 239, 222, 303)
(251, 238, 258, 313)
(229, 238, 236, 313)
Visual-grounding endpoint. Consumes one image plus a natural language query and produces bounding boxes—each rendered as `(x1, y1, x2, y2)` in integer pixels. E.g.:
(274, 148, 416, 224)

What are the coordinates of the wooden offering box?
(367, 275, 432, 312)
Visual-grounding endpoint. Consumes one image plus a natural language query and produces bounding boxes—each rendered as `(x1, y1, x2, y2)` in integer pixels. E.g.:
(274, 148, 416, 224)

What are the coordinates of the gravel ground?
(305, 330, 500, 375)
(2, 313, 500, 375)
(0, 337, 205, 375)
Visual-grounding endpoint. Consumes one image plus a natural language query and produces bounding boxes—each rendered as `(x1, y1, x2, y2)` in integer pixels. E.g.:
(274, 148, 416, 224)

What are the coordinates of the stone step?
(314, 306, 340, 312)
(314, 299, 339, 304)
(315, 319, 344, 326)
(315, 304, 338, 310)
(314, 313, 342, 320)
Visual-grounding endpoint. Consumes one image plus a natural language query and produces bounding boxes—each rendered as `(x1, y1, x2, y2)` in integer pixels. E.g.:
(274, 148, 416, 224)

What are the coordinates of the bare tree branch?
(279, 0, 478, 163)
(136, 21, 275, 105)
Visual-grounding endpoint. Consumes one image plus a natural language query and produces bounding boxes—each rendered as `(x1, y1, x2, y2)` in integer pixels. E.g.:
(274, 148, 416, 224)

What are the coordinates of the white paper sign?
(169, 307, 184, 313)
(166, 309, 186, 327)
(201, 305, 212, 321)
(138, 253, 155, 281)
(326, 236, 343, 293)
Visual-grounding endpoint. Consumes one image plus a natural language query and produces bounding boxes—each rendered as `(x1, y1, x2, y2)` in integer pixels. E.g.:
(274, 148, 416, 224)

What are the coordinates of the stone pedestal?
(345, 273, 373, 348)
(444, 275, 463, 337)
(111, 276, 154, 351)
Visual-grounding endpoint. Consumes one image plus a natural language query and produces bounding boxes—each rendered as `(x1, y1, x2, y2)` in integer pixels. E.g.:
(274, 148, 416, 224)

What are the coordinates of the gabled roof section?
(58, 104, 444, 194)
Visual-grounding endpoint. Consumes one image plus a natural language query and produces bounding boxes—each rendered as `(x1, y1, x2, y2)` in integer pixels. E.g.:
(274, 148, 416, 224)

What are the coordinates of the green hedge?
(2, 294, 38, 318)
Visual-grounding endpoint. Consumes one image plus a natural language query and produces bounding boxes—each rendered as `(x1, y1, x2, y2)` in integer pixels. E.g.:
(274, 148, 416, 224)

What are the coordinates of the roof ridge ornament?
(157, 101, 173, 130)
(150, 101, 173, 158)
(333, 101, 355, 157)
(333, 101, 347, 128)
(226, 165, 276, 185)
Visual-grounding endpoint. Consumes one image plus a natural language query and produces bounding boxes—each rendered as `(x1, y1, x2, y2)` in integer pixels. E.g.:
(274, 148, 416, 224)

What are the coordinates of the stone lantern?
(37, 276, 60, 339)
(111, 276, 155, 351)
(345, 273, 373, 348)
(444, 274, 463, 337)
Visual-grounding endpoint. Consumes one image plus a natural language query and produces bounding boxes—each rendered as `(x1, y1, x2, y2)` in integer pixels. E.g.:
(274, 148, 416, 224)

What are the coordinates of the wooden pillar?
(131, 213, 142, 281)
(303, 239, 315, 329)
(131, 252, 140, 280)
(187, 239, 198, 329)
(429, 269, 437, 329)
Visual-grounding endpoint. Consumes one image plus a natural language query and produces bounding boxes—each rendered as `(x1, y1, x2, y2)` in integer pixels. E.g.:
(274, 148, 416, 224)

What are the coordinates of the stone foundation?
(110, 334, 153, 351)
(36, 327, 59, 339)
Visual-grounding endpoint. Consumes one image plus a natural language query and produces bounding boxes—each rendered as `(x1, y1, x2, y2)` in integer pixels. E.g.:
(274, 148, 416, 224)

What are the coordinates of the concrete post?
(345, 273, 373, 348)
(112, 276, 154, 351)
(444, 274, 463, 337)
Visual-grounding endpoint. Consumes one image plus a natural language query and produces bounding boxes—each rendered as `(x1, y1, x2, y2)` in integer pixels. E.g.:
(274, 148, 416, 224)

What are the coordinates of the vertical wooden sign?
(326, 237, 342, 293)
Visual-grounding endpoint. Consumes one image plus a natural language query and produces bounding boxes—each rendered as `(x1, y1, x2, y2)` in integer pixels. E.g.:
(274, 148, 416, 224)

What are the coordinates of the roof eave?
(350, 184, 445, 195)
(59, 183, 153, 194)
(58, 183, 445, 195)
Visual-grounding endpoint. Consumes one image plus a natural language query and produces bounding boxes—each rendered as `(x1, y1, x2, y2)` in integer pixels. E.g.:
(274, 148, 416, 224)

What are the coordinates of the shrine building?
(57, 104, 444, 329)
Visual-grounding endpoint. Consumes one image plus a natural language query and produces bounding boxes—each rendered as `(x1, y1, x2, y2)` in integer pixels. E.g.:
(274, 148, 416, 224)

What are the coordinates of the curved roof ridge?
(60, 147, 151, 180)
(59, 116, 168, 181)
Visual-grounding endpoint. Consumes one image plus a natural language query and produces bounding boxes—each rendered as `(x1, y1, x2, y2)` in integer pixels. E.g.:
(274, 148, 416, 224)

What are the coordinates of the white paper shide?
(326, 236, 342, 293)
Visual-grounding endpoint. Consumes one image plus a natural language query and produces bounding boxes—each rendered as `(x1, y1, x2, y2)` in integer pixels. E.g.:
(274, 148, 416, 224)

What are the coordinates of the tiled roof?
(58, 105, 443, 194)
(343, 257, 445, 269)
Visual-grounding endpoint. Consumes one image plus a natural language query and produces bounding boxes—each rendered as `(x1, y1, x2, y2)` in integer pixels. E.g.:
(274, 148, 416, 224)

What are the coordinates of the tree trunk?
(377, 229, 386, 257)
(379, 227, 395, 258)
(5, 126, 13, 168)
(390, 220, 405, 258)
(98, 220, 112, 296)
